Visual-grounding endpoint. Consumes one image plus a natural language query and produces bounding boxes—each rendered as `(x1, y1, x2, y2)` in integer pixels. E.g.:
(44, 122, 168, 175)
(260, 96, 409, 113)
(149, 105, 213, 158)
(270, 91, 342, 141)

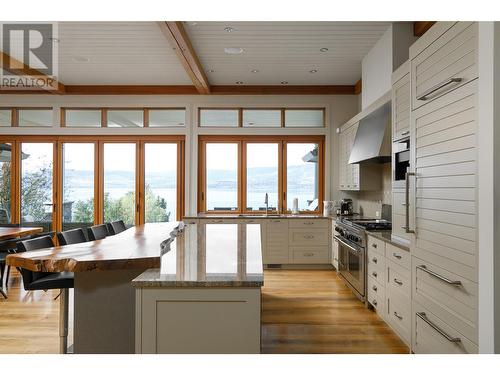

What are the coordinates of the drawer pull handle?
(417, 265, 462, 286)
(303, 222, 314, 225)
(303, 235, 314, 239)
(401, 131, 410, 136)
(372, 271, 378, 278)
(417, 77, 463, 101)
(304, 253, 315, 257)
(372, 257, 377, 264)
(372, 285, 377, 292)
(416, 312, 462, 343)
(372, 243, 377, 249)
(394, 311, 403, 320)
(372, 300, 377, 306)
(394, 278, 403, 286)
(393, 253, 402, 259)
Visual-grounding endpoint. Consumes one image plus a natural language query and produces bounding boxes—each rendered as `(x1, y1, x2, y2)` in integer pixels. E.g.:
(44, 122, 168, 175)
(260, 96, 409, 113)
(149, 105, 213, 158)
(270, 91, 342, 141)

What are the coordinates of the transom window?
(0, 108, 53, 127)
(198, 135, 324, 214)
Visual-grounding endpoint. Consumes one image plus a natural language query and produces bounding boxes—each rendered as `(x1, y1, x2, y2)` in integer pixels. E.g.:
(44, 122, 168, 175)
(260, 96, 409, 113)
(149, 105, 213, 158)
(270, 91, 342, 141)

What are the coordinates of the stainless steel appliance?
(339, 198, 353, 215)
(334, 217, 391, 302)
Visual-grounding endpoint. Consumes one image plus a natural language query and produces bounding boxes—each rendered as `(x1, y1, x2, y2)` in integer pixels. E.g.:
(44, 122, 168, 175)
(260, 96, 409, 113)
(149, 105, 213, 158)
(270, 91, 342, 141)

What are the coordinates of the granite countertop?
(184, 214, 332, 220)
(367, 231, 410, 252)
(132, 222, 264, 288)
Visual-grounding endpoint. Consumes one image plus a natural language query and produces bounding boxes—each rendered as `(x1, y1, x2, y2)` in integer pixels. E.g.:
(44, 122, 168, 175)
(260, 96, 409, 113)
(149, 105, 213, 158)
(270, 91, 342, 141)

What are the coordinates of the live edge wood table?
(6, 222, 180, 354)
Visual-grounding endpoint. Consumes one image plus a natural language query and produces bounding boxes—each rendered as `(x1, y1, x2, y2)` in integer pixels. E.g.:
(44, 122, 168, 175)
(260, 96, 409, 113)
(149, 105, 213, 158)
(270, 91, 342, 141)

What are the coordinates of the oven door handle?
(335, 236, 363, 255)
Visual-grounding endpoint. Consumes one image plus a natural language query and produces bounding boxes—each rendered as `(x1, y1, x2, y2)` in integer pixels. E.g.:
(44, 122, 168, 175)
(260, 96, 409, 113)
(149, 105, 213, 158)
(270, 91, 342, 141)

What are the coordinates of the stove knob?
(352, 236, 359, 243)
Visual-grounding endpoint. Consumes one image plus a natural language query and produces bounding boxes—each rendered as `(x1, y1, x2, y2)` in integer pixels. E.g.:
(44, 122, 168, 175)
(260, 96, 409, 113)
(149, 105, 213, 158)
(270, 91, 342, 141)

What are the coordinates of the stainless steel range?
(334, 217, 391, 302)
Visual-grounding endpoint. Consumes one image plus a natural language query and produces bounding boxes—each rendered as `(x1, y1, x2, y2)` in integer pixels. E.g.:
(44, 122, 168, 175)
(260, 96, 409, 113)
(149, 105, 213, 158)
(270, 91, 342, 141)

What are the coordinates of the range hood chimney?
(348, 101, 391, 164)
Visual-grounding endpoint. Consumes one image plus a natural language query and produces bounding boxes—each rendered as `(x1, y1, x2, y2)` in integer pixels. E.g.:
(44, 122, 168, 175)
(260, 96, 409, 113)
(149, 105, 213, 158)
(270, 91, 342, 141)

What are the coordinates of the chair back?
(16, 236, 56, 289)
(88, 224, 108, 241)
(57, 228, 87, 246)
(111, 220, 127, 235)
(29, 231, 55, 240)
(105, 223, 115, 236)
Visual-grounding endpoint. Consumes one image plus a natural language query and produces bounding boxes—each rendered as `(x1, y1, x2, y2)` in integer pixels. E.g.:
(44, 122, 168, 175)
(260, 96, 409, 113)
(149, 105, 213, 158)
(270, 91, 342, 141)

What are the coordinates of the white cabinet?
(392, 61, 411, 141)
(408, 22, 479, 352)
(265, 219, 289, 264)
(338, 122, 360, 190)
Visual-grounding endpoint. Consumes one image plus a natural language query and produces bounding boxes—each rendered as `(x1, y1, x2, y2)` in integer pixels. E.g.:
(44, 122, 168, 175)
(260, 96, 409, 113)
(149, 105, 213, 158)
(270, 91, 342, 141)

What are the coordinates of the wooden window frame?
(16, 107, 54, 128)
(0, 135, 185, 232)
(60, 108, 103, 128)
(146, 107, 187, 128)
(198, 107, 326, 128)
(198, 135, 324, 215)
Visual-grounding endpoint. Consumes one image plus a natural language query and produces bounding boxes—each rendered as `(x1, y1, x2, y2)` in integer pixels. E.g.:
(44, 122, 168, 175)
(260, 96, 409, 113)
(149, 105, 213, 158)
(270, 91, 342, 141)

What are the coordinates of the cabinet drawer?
(387, 260, 411, 299)
(289, 229, 329, 246)
(266, 219, 288, 230)
(387, 292, 411, 344)
(411, 22, 477, 110)
(367, 246, 386, 271)
(412, 301, 478, 354)
(201, 218, 236, 224)
(291, 247, 330, 264)
(289, 219, 328, 229)
(412, 257, 477, 343)
(367, 256, 385, 284)
(367, 277, 385, 314)
(367, 235, 385, 255)
(386, 243, 410, 270)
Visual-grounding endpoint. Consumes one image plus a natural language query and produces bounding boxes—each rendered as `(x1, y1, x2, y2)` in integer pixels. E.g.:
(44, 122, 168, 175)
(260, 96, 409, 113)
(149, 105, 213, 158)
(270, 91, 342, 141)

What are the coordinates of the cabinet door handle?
(394, 311, 403, 320)
(392, 253, 402, 260)
(372, 271, 378, 278)
(416, 312, 461, 343)
(416, 77, 463, 101)
(372, 285, 377, 291)
(372, 257, 378, 264)
(394, 278, 403, 286)
(417, 265, 462, 286)
(401, 131, 410, 136)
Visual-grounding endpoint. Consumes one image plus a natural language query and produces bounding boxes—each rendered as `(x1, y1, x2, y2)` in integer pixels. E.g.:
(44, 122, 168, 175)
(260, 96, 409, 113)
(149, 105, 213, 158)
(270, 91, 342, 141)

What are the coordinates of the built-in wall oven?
(334, 221, 366, 302)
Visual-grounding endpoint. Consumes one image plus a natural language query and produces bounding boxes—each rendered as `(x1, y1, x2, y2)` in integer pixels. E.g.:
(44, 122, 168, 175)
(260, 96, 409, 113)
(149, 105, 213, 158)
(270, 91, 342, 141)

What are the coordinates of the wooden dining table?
(0, 226, 43, 240)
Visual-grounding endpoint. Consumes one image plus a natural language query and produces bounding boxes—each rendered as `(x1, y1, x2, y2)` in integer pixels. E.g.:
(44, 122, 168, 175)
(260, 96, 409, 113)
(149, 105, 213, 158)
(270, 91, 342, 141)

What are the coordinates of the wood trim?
(11, 108, 18, 127)
(96, 141, 104, 224)
(55, 141, 63, 233)
(414, 22, 436, 37)
(136, 142, 144, 225)
(0, 135, 185, 142)
(354, 79, 362, 95)
(282, 141, 288, 212)
(143, 109, 149, 128)
(1, 85, 357, 96)
(177, 140, 185, 221)
(158, 22, 210, 95)
(93, 141, 100, 225)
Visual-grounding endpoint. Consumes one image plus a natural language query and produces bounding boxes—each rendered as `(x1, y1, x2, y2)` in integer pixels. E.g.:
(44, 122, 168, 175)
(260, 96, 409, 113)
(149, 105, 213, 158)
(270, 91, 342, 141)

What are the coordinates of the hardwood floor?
(0, 268, 408, 354)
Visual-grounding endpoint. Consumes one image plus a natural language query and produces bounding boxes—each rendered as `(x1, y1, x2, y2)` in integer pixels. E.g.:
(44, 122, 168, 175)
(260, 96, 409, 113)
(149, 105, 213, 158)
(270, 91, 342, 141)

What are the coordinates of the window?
(144, 143, 178, 222)
(18, 109, 53, 127)
(21, 143, 54, 231)
(242, 109, 281, 127)
(107, 110, 143, 128)
(103, 143, 137, 226)
(0, 143, 12, 223)
(284, 109, 324, 127)
(245, 143, 279, 211)
(199, 136, 324, 214)
(64, 109, 101, 127)
(286, 143, 320, 211)
(62, 143, 95, 231)
(199, 109, 239, 127)
(205, 143, 238, 211)
(0, 109, 12, 127)
(148, 109, 185, 127)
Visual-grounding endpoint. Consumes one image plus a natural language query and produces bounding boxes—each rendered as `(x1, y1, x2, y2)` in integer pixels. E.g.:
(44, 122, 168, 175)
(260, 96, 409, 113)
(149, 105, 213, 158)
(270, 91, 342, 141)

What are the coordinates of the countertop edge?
(366, 231, 410, 252)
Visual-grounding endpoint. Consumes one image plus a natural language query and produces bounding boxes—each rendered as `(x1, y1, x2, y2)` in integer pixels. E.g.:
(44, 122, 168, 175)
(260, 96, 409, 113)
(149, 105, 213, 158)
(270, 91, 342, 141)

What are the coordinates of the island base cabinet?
(135, 287, 261, 354)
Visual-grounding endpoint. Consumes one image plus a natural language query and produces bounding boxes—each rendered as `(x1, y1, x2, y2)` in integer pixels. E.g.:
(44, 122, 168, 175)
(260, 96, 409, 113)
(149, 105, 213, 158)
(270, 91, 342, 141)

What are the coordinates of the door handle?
(416, 77, 463, 101)
(403, 172, 415, 234)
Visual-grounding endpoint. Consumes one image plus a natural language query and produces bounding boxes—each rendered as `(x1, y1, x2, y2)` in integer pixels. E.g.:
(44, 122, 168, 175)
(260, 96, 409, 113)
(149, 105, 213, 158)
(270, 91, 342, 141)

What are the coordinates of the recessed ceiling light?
(224, 26, 236, 33)
(236, 81, 244, 85)
(224, 47, 244, 55)
(309, 69, 318, 73)
(320, 47, 329, 52)
(251, 69, 259, 73)
(281, 81, 289, 85)
(72, 55, 90, 63)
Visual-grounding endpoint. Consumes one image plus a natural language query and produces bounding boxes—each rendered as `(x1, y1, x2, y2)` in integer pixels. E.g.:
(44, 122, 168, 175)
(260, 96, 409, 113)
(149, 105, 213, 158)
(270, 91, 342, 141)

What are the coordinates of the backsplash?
(341, 164, 392, 218)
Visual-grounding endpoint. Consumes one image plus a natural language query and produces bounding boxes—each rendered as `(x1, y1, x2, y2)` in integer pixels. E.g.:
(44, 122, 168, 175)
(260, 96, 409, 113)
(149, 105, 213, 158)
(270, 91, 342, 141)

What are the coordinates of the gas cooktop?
(342, 218, 392, 231)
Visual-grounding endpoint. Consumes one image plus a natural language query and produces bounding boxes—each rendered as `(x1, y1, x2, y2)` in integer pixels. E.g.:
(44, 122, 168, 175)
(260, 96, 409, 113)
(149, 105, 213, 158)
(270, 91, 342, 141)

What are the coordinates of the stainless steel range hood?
(348, 101, 391, 164)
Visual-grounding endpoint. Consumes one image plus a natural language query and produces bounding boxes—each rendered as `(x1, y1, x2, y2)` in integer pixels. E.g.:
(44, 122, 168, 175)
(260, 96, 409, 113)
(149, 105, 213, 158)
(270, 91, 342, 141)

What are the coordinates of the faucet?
(264, 193, 269, 216)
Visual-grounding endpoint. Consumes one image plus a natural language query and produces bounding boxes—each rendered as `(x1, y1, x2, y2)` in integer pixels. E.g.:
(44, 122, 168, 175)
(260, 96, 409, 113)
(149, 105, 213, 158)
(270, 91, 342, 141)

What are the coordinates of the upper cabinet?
(410, 22, 478, 110)
(391, 61, 411, 141)
(339, 123, 360, 190)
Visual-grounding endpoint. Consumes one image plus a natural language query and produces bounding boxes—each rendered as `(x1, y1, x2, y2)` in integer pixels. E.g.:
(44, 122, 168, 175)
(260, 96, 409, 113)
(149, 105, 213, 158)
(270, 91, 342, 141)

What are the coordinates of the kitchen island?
(6, 222, 181, 354)
(132, 221, 263, 354)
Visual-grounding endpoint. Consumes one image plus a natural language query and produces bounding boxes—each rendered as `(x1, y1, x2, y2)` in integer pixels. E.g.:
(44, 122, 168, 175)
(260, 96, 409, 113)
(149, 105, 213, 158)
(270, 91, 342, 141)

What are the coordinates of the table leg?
(59, 288, 69, 354)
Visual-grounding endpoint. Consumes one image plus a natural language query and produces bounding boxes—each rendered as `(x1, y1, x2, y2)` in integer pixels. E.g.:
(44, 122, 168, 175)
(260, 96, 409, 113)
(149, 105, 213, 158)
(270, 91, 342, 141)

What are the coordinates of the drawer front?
(412, 256, 478, 343)
(291, 247, 330, 264)
(367, 255, 385, 284)
(368, 283, 385, 316)
(387, 292, 411, 344)
(413, 301, 478, 354)
(411, 22, 477, 110)
(367, 235, 385, 256)
(386, 243, 410, 270)
(367, 246, 386, 271)
(289, 229, 329, 246)
(387, 260, 411, 299)
(289, 219, 329, 229)
(267, 219, 288, 231)
(201, 218, 236, 224)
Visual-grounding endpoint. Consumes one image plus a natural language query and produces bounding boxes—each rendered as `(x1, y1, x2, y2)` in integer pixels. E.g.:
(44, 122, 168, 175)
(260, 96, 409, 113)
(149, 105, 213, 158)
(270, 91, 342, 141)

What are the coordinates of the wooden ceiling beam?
(354, 79, 362, 95)
(0, 51, 66, 94)
(413, 22, 436, 37)
(0, 84, 357, 95)
(158, 21, 210, 95)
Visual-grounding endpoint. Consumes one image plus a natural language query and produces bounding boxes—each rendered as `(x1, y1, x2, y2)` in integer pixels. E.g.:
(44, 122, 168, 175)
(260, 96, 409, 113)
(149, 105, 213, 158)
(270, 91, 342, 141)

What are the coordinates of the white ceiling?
(51, 22, 391, 86)
(58, 22, 192, 85)
(184, 21, 392, 85)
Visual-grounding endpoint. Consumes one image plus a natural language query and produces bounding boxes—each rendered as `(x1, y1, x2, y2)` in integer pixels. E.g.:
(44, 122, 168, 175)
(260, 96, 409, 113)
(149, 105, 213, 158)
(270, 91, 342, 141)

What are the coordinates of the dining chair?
(110, 220, 127, 235)
(88, 224, 108, 241)
(57, 228, 88, 246)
